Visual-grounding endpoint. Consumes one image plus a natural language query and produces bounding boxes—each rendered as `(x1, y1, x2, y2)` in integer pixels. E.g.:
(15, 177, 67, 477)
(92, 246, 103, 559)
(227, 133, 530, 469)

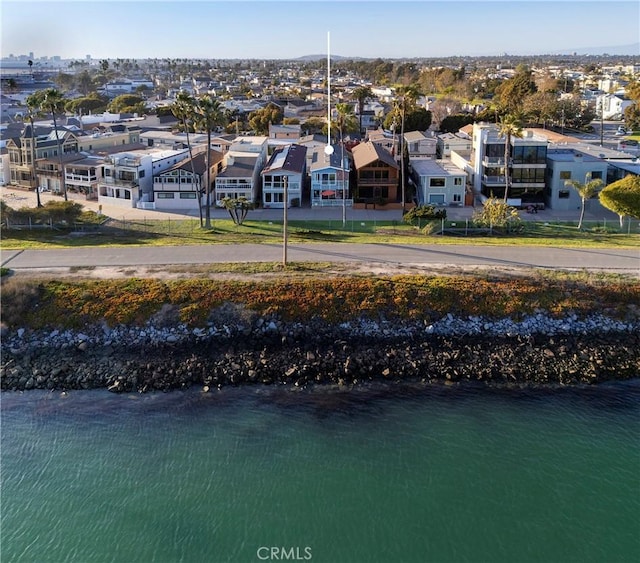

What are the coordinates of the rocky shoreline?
(2, 313, 638, 392)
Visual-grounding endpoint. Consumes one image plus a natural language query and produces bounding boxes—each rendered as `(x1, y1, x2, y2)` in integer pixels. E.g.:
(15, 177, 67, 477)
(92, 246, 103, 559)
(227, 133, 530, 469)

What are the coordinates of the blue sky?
(2, 1, 639, 60)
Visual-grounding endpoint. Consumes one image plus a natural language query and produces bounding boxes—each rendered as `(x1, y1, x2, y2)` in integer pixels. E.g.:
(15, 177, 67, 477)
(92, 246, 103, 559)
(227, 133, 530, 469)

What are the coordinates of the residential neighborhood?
(1, 51, 639, 222)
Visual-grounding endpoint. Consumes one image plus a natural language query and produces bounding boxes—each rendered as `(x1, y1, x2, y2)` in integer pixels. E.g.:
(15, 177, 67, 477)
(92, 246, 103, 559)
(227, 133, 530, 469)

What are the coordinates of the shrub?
(472, 198, 522, 232)
(403, 205, 447, 226)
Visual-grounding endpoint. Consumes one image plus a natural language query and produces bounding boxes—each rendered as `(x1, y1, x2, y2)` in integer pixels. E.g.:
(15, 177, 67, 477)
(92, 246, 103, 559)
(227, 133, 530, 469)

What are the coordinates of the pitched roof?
(352, 141, 398, 170)
(160, 148, 224, 176)
(261, 144, 307, 175)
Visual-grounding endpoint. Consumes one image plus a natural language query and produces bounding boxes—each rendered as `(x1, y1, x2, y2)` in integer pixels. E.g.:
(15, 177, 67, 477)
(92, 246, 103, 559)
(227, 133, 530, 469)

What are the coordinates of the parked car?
(616, 126, 633, 135)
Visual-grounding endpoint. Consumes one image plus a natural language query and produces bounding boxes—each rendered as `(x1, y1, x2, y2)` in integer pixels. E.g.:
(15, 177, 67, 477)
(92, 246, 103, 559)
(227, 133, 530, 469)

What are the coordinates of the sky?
(2, 0, 639, 60)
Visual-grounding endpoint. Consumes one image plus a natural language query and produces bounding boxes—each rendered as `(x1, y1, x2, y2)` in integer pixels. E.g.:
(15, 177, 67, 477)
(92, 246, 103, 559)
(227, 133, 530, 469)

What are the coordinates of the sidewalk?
(0, 185, 622, 225)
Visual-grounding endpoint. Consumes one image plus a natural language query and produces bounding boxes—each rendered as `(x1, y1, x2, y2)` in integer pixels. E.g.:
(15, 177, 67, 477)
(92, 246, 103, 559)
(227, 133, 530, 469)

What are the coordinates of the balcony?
(102, 176, 138, 188)
(482, 175, 506, 185)
(482, 156, 505, 166)
(66, 173, 97, 183)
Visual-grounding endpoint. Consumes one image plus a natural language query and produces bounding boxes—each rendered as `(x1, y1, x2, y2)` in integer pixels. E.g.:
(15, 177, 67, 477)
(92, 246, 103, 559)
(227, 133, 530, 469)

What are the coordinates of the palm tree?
(25, 91, 45, 207)
(171, 91, 203, 226)
(394, 84, 421, 212)
(351, 85, 373, 137)
(565, 173, 604, 230)
(334, 103, 358, 226)
(40, 88, 68, 201)
(193, 95, 223, 228)
(497, 114, 523, 203)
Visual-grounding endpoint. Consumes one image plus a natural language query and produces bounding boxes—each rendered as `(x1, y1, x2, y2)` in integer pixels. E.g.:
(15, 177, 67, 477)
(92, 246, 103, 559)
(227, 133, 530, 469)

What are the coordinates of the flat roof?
(411, 158, 465, 176)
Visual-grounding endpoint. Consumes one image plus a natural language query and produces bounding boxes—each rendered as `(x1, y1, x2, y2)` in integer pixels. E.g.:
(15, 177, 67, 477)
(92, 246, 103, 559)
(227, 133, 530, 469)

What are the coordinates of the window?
(559, 171, 571, 180)
(157, 192, 174, 199)
(179, 193, 196, 199)
(430, 178, 445, 187)
(139, 170, 145, 178)
(558, 190, 570, 199)
(590, 171, 603, 180)
(453, 194, 462, 202)
(454, 178, 463, 186)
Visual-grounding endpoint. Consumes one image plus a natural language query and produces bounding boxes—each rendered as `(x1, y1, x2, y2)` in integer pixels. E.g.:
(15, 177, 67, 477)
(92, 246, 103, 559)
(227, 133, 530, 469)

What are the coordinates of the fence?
(419, 218, 640, 237)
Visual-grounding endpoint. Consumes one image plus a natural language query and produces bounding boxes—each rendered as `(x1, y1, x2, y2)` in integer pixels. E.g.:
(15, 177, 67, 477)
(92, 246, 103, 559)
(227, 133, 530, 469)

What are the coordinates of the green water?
(2, 383, 639, 563)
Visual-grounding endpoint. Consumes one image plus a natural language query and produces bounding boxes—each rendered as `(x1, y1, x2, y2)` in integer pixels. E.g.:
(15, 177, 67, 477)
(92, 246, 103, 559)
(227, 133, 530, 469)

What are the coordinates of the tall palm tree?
(565, 173, 604, 230)
(334, 103, 358, 226)
(25, 91, 45, 207)
(171, 91, 203, 226)
(497, 114, 523, 203)
(193, 95, 223, 228)
(394, 84, 421, 212)
(351, 85, 373, 137)
(40, 88, 68, 201)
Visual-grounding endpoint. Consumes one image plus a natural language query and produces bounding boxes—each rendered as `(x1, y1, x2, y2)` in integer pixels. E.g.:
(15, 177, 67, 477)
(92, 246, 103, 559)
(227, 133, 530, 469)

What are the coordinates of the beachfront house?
(261, 143, 307, 208)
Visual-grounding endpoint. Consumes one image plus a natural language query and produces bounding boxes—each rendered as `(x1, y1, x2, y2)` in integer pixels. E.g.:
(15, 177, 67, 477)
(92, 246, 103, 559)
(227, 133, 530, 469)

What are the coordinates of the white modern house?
(261, 143, 307, 208)
(411, 158, 467, 206)
(97, 148, 188, 208)
(471, 123, 548, 208)
(596, 93, 633, 120)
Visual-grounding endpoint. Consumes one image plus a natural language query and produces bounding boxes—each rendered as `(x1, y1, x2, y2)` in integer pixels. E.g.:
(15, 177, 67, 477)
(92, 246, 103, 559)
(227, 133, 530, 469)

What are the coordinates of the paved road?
(2, 243, 638, 272)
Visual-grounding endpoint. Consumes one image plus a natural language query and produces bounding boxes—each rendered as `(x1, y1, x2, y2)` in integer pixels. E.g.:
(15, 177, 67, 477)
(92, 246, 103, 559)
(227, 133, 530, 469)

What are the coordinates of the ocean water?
(2, 381, 639, 563)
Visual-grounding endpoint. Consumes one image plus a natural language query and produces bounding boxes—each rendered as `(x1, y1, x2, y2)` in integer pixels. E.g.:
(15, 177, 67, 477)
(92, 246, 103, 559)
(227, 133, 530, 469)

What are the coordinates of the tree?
(25, 91, 46, 207)
(301, 117, 326, 136)
(248, 103, 283, 135)
(351, 85, 373, 136)
(439, 113, 474, 133)
(565, 173, 604, 229)
(76, 70, 95, 96)
(65, 93, 108, 115)
(522, 91, 559, 128)
(39, 88, 68, 201)
(107, 94, 146, 115)
(171, 91, 203, 226)
(599, 175, 640, 228)
(404, 107, 432, 132)
(394, 84, 421, 211)
(496, 67, 537, 112)
(334, 103, 357, 226)
(221, 197, 253, 225)
(194, 95, 223, 228)
(472, 198, 522, 232)
(497, 114, 523, 203)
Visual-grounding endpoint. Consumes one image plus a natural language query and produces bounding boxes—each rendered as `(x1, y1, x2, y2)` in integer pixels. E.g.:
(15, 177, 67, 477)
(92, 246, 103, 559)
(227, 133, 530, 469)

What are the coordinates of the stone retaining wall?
(2, 314, 638, 392)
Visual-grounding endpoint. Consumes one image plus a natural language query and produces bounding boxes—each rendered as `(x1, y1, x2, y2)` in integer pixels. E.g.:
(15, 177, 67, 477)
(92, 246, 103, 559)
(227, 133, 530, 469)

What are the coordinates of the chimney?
(227, 154, 234, 166)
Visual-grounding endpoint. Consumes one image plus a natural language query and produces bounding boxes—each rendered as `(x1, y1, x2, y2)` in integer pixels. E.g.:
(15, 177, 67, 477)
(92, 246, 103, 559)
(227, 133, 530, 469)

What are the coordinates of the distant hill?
(297, 54, 367, 61)
(570, 43, 639, 56)
(297, 44, 639, 60)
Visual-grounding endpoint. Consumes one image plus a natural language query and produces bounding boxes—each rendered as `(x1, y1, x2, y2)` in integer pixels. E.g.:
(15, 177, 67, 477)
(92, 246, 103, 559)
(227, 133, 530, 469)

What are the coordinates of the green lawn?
(1, 216, 638, 250)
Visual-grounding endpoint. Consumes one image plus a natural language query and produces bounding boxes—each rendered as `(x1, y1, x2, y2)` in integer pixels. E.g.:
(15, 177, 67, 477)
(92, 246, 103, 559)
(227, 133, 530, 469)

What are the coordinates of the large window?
(512, 145, 547, 164)
(559, 171, 571, 180)
(157, 192, 174, 199)
(512, 169, 545, 183)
